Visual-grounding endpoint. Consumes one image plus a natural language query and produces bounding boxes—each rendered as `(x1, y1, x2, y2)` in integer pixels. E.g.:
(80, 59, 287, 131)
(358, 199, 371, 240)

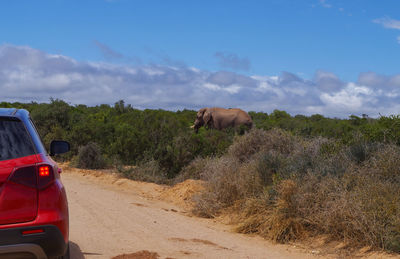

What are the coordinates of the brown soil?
(112, 250, 159, 259)
(159, 179, 205, 210)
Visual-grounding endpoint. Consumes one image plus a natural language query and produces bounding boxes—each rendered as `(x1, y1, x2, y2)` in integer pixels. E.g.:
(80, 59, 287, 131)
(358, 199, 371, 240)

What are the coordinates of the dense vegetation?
(3, 99, 400, 177)
(2, 99, 400, 252)
(1, 100, 233, 178)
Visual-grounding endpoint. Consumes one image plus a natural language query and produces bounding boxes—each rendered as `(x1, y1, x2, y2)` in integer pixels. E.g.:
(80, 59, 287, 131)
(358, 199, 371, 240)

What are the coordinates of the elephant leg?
(238, 125, 246, 135)
(245, 121, 253, 130)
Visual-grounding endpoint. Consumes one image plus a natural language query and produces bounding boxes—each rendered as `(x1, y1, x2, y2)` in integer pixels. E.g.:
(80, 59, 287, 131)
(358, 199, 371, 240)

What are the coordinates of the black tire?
(55, 243, 70, 259)
(62, 243, 70, 259)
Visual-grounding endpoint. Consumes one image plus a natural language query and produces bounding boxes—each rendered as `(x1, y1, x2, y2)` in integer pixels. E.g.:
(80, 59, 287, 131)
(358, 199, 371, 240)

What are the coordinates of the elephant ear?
(203, 110, 212, 125)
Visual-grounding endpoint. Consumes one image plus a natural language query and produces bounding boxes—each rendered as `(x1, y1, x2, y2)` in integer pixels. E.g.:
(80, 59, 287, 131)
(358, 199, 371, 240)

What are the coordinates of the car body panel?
(0, 150, 39, 226)
(0, 108, 69, 258)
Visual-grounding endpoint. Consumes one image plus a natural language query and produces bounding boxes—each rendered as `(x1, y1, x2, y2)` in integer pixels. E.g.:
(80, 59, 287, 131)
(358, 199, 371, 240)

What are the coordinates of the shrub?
(155, 129, 234, 179)
(292, 137, 350, 177)
(174, 157, 212, 183)
(367, 144, 400, 181)
(235, 180, 304, 242)
(194, 129, 302, 218)
(347, 133, 380, 164)
(193, 156, 263, 217)
(255, 151, 288, 186)
(193, 128, 400, 253)
(228, 128, 295, 162)
(73, 142, 107, 169)
(117, 160, 168, 184)
(295, 169, 400, 252)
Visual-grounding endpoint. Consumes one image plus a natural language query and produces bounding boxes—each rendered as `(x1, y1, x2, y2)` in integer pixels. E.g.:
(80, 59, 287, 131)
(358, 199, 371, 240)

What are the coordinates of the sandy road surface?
(62, 168, 322, 259)
(62, 167, 397, 259)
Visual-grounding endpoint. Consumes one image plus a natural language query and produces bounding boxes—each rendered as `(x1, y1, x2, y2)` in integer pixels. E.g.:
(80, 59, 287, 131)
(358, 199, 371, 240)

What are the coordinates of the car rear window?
(0, 118, 36, 161)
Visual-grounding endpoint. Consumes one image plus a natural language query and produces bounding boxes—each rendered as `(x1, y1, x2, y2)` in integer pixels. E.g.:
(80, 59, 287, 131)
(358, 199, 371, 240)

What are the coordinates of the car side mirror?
(50, 140, 70, 156)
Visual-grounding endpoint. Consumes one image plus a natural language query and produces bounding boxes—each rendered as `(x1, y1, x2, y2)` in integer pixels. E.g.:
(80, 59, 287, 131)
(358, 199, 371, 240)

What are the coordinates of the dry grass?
(192, 156, 263, 217)
(295, 169, 400, 252)
(234, 180, 305, 242)
(228, 128, 295, 162)
(192, 128, 400, 253)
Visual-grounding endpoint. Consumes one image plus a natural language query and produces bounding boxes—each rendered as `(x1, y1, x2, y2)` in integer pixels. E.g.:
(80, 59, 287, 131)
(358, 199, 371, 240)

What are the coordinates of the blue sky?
(1, 0, 400, 117)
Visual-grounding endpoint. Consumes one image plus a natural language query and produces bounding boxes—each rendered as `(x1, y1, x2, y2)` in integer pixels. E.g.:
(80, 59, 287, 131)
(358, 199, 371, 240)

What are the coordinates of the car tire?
(55, 243, 70, 259)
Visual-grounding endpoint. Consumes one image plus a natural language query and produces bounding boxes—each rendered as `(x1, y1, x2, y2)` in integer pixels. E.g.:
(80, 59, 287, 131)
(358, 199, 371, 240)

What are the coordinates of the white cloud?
(203, 83, 220, 91)
(319, 83, 376, 117)
(373, 16, 400, 30)
(319, 0, 332, 8)
(373, 17, 400, 44)
(1, 44, 400, 118)
(314, 70, 344, 92)
(224, 84, 241, 94)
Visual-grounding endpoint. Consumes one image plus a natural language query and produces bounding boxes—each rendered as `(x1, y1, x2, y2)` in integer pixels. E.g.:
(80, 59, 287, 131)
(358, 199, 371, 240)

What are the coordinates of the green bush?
(73, 142, 107, 169)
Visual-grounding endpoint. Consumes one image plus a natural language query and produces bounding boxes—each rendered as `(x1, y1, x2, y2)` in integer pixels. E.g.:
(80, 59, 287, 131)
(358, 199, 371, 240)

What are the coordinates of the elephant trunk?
(191, 124, 201, 134)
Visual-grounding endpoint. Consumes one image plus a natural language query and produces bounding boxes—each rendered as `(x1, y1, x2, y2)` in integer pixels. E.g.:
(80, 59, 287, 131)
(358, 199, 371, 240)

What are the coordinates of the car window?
(0, 117, 36, 161)
(28, 118, 47, 155)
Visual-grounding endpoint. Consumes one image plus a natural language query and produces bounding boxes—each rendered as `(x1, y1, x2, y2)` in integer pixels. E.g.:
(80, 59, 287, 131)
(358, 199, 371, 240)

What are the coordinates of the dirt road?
(61, 168, 343, 259)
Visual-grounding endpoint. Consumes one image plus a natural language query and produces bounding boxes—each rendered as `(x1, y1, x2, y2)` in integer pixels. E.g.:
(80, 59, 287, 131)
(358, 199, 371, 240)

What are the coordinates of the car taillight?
(39, 165, 50, 177)
(9, 164, 54, 190)
(9, 166, 37, 188)
(37, 165, 54, 189)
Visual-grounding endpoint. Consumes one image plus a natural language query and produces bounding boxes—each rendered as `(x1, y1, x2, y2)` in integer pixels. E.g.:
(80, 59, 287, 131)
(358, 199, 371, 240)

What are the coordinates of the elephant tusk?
(190, 125, 195, 129)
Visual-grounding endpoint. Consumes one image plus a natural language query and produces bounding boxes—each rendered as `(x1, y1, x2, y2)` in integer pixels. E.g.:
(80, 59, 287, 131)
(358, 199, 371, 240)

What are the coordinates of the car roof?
(0, 108, 30, 119)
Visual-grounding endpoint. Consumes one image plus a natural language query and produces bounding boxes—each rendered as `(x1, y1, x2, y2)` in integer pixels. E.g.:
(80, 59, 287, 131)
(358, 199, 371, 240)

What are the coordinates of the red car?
(0, 108, 70, 259)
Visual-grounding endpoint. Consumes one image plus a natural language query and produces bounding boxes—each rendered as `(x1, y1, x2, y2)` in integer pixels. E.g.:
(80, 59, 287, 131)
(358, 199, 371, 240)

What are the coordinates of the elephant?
(191, 107, 253, 133)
